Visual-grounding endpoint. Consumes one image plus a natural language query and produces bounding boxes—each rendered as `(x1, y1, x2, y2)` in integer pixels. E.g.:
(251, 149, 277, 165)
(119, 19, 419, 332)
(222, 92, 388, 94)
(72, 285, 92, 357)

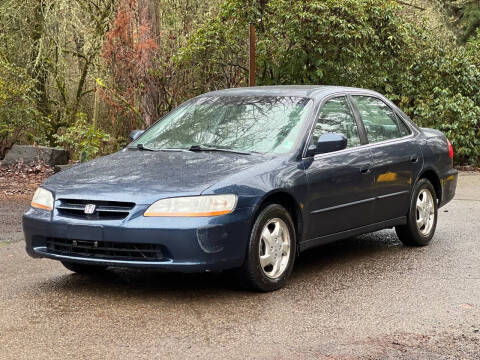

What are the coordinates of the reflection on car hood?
(43, 149, 272, 204)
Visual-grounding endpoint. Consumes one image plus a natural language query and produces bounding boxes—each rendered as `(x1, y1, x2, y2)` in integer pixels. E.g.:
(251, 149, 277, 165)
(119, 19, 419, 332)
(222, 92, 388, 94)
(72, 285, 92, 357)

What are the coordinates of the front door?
(304, 96, 375, 239)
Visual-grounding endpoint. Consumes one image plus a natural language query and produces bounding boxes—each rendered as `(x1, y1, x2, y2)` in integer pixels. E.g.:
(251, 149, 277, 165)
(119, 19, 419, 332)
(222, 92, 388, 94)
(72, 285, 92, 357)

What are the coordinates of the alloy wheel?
(416, 188, 435, 236)
(258, 218, 291, 279)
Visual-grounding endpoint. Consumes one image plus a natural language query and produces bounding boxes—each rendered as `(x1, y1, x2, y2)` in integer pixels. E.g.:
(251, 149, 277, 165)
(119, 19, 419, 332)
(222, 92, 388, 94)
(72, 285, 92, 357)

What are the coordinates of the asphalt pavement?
(0, 173, 479, 359)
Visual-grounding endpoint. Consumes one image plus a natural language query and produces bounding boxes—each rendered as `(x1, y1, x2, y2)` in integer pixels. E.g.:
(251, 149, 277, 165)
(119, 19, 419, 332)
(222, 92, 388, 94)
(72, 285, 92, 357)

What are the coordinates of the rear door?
(350, 95, 423, 222)
(304, 96, 375, 239)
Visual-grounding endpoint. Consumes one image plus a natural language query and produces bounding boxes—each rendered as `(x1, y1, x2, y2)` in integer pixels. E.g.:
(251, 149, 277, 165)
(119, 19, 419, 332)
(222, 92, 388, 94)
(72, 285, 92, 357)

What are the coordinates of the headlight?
(31, 187, 54, 211)
(144, 194, 237, 217)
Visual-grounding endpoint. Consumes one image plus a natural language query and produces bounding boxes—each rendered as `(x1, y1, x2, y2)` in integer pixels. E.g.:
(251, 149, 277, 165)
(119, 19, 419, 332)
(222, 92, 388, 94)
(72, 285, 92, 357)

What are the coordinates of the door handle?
(360, 166, 370, 174)
(410, 155, 419, 163)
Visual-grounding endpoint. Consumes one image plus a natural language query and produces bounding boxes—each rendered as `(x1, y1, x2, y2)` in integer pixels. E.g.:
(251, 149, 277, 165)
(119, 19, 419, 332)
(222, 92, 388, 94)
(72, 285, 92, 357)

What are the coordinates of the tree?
(0, 55, 43, 158)
(179, 0, 416, 91)
(100, 0, 158, 129)
(0, 0, 117, 138)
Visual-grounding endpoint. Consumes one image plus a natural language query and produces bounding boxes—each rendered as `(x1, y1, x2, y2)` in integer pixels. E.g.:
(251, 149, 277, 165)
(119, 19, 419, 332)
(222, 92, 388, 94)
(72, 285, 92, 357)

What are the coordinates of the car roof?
(200, 85, 382, 100)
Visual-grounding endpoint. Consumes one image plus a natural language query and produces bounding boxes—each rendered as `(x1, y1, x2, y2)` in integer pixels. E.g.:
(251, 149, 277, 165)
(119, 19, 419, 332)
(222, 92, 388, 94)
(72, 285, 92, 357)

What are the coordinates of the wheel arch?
(251, 190, 304, 255)
(418, 169, 442, 203)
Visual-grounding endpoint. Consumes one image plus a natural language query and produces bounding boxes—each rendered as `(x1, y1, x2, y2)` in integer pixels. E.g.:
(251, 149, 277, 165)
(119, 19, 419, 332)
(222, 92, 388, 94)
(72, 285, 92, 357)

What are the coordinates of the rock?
(1, 145, 69, 167)
(54, 163, 77, 173)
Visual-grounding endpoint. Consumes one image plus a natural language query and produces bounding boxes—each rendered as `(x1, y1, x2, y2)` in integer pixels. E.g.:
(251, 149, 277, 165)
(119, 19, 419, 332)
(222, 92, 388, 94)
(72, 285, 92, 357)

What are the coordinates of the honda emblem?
(84, 204, 96, 214)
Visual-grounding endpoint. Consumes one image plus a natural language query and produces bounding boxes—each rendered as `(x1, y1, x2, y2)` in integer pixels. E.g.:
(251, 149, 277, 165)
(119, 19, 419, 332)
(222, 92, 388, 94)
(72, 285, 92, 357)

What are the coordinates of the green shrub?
(179, 0, 415, 88)
(414, 88, 480, 165)
(54, 113, 116, 162)
(466, 30, 480, 67)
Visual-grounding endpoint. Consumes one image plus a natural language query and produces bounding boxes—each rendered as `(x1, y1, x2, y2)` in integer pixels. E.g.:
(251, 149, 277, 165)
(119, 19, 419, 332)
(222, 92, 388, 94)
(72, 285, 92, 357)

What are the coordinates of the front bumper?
(23, 206, 253, 272)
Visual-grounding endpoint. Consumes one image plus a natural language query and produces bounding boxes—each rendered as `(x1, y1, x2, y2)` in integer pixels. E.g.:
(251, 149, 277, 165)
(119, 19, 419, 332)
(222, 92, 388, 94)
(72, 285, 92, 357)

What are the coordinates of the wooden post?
(249, 23, 256, 87)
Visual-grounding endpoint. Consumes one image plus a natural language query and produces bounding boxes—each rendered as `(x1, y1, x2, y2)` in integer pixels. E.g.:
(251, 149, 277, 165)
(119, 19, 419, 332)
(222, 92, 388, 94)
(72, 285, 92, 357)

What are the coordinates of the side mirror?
(308, 133, 347, 156)
(129, 130, 145, 142)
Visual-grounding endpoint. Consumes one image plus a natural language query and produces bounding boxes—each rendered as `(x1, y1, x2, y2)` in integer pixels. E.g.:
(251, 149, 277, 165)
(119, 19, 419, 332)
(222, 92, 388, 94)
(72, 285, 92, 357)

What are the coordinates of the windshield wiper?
(130, 144, 188, 152)
(188, 144, 251, 155)
(136, 143, 157, 151)
(131, 143, 251, 154)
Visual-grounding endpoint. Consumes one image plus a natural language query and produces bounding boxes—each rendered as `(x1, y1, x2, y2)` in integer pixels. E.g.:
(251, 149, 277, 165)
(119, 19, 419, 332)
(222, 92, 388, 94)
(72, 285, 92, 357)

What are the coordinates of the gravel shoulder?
(0, 195, 29, 243)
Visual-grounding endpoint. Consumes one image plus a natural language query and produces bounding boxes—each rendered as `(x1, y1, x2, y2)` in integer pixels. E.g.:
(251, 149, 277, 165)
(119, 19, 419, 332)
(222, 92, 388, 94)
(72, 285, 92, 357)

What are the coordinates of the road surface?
(0, 173, 479, 359)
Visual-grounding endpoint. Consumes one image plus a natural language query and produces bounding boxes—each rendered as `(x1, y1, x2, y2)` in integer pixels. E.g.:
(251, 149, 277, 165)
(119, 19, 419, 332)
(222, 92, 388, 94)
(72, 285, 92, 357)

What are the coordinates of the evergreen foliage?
(0, 0, 479, 164)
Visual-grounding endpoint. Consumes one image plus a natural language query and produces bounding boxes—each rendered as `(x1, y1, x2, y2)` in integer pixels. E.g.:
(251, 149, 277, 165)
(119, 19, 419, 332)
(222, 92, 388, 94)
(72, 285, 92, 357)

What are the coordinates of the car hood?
(43, 149, 275, 204)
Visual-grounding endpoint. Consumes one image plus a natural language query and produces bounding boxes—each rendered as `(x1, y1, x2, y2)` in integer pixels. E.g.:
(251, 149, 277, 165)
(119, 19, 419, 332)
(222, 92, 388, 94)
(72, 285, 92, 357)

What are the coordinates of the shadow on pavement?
(34, 229, 416, 298)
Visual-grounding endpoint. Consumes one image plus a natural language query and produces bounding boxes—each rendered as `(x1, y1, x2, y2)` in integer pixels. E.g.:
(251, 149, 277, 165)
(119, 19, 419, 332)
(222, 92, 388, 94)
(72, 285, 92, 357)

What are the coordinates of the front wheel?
(395, 178, 438, 246)
(237, 204, 296, 292)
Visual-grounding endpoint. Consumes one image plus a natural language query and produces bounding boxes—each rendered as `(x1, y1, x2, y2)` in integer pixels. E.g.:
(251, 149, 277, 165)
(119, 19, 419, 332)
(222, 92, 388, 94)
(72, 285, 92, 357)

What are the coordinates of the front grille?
(46, 238, 164, 261)
(56, 199, 135, 220)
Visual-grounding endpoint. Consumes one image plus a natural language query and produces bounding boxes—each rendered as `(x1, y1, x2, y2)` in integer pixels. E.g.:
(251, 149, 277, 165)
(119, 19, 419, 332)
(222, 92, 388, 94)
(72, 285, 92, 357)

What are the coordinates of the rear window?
(352, 96, 411, 143)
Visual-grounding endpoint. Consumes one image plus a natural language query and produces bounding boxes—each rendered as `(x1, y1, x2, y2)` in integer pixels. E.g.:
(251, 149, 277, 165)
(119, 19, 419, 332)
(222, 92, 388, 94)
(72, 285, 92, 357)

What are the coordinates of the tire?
(395, 178, 438, 246)
(61, 261, 107, 274)
(237, 204, 296, 292)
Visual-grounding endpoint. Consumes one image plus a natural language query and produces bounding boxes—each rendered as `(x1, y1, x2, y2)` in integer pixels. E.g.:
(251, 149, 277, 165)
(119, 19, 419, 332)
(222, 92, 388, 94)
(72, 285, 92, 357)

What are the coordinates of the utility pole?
(249, 23, 256, 86)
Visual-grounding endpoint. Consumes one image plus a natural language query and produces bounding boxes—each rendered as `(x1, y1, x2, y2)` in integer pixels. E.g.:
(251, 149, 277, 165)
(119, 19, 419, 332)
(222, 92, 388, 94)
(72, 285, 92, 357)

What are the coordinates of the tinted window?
(132, 96, 313, 154)
(396, 113, 411, 137)
(312, 96, 361, 148)
(353, 96, 409, 143)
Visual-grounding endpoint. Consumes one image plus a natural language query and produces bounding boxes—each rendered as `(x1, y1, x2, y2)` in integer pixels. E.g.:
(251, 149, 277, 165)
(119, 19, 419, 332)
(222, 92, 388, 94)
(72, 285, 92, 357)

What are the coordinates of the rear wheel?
(237, 204, 296, 292)
(395, 178, 438, 246)
(61, 261, 107, 274)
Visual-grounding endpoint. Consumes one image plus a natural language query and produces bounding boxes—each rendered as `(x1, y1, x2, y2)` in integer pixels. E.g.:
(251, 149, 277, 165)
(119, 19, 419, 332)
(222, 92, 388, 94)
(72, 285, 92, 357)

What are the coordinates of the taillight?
(447, 139, 454, 159)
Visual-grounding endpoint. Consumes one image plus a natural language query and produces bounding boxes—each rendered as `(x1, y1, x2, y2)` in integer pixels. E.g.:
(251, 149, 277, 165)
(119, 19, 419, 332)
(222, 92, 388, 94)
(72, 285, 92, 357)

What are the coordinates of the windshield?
(131, 96, 313, 154)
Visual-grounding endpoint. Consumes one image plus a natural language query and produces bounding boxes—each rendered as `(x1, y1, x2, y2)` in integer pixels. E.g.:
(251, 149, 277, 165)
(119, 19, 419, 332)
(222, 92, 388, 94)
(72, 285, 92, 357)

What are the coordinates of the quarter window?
(312, 96, 361, 148)
(352, 96, 410, 143)
(396, 113, 411, 137)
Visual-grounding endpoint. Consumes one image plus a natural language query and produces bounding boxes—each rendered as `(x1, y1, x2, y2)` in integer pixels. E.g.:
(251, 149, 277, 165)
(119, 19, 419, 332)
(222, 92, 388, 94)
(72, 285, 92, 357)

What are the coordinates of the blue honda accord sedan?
(23, 86, 458, 291)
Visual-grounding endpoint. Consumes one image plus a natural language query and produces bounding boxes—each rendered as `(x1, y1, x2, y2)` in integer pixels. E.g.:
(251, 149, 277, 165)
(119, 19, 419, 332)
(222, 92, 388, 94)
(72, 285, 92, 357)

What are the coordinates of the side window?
(312, 96, 361, 148)
(395, 113, 411, 137)
(352, 96, 408, 143)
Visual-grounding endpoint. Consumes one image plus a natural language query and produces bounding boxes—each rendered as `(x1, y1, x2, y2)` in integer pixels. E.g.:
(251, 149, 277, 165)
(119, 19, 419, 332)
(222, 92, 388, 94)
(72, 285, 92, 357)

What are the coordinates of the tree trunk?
(137, 0, 160, 127)
(30, 1, 50, 119)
